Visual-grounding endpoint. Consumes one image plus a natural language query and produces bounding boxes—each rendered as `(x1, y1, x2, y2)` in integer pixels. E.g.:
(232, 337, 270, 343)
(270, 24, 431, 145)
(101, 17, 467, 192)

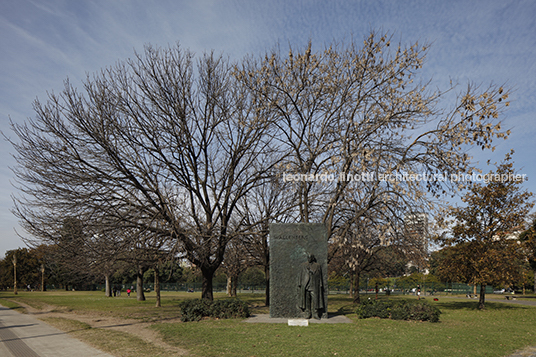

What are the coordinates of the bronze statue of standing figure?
(298, 254, 325, 319)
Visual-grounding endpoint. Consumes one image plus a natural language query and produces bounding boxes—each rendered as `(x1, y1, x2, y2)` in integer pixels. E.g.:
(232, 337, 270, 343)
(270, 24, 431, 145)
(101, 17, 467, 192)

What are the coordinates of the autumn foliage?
(436, 152, 533, 309)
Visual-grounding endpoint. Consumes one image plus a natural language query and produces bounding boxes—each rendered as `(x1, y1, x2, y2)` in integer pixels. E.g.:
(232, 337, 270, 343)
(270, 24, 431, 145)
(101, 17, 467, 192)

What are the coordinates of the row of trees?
(6, 30, 522, 303)
(0, 245, 181, 292)
(0, 246, 268, 292)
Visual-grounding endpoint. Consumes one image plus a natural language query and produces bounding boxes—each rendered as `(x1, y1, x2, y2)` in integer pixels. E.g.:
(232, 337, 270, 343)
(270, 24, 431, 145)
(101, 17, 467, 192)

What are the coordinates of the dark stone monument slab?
(269, 223, 328, 319)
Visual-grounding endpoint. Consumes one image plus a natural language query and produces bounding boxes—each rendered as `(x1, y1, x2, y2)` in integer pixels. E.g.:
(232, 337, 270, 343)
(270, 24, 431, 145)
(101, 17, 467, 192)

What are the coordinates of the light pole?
(12, 254, 17, 295)
(41, 263, 45, 292)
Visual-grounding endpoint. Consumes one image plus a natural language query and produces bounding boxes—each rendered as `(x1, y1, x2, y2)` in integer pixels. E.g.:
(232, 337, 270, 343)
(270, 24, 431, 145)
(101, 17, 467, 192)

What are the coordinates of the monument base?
(244, 314, 353, 324)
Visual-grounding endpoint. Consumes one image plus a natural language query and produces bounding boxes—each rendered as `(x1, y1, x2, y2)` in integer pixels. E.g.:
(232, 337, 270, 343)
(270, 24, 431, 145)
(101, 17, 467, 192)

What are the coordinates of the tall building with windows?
(404, 212, 429, 272)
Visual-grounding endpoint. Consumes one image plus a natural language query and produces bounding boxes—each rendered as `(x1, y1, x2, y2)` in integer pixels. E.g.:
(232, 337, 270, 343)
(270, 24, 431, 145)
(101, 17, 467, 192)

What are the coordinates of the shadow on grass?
(345, 295, 530, 313)
(434, 300, 527, 311)
(0, 298, 26, 311)
(0, 305, 25, 311)
(327, 294, 358, 316)
(333, 304, 356, 316)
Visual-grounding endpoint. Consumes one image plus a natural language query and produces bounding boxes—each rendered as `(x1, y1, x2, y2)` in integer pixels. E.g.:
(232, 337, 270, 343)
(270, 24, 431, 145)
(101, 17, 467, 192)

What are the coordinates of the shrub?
(179, 298, 250, 322)
(178, 299, 211, 322)
(357, 299, 393, 319)
(357, 299, 441, 322)
(209, 299, 250, 319)
(405, 301, 441, 323)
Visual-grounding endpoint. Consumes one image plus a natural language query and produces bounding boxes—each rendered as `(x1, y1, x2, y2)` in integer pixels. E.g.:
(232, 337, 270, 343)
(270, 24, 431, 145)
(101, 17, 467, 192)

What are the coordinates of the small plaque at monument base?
(288, 319, 309, 326)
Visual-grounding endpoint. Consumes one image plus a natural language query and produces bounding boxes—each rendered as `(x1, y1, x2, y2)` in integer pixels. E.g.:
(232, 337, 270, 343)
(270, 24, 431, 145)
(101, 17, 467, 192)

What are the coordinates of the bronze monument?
(298, 254, 325, 319)
(269, 223, 328, 319)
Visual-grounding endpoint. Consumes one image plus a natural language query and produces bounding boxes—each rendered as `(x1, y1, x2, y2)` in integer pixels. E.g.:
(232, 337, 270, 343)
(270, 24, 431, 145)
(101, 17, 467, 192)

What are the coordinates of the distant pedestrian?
(127, 288, 131, 297)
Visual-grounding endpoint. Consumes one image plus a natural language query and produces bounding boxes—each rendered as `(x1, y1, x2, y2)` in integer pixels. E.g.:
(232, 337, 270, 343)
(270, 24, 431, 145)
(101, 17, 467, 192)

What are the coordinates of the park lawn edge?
(2, 291, 536, 356)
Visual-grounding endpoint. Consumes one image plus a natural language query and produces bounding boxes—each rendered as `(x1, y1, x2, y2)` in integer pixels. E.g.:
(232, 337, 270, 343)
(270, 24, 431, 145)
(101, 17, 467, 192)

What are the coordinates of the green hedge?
(178, 298, 250, 322)
(357, 299, 441, 322)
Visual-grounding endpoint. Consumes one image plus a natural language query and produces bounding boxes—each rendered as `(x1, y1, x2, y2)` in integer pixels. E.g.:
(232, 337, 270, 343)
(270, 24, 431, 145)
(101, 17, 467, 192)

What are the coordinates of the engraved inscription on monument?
(269, 223, 328, 319)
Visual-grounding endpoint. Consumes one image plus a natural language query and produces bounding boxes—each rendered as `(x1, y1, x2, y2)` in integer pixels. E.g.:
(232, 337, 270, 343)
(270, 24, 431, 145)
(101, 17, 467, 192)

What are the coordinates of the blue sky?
(1, 0, 535, 257)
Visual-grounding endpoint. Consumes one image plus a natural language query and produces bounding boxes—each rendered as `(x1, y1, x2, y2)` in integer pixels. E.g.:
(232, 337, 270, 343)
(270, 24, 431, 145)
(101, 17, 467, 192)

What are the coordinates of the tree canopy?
(436, 152, 533, 309)
(7, 30, 515, 300)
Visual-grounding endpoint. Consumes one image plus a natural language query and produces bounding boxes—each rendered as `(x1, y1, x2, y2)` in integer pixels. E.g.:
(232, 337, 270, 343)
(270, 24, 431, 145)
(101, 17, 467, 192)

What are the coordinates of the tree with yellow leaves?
(238, 30, 514, 300)
(7, 30, 519, 302)
(436, 152, 533, 309)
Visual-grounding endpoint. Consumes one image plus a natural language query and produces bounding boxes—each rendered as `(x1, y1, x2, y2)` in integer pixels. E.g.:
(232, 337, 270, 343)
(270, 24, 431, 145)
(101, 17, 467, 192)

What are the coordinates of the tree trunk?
(137, 265, 146, 301)
(201, 267, 215, 301)
(353, 272, 361, 304)
(478, 283, 486, 310)
(13, 260, 17, 295)
(264, 265, 270, 306)
(232, 275, 238, 297)
(105, 274, 111, 297)
(349, 272, 354, 298)
(154, 268, 161, 307)
(226, 275, 238, 297)
(226, 275, 232, 297)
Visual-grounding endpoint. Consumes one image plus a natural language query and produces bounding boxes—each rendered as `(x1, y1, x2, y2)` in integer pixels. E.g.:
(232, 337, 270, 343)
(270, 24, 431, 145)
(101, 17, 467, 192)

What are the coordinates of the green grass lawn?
(0, 290, 199, 321)
(151, 298, 536, 357)
(1, 290, 535, 357)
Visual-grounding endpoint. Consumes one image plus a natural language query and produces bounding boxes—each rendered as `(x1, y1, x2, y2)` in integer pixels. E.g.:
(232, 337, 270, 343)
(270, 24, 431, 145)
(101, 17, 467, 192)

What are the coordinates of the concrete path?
(0, 306, 113, 357)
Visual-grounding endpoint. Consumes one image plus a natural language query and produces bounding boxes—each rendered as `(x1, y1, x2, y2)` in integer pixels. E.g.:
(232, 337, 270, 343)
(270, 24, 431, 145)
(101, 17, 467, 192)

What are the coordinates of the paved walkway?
(0, 306, 113, 357)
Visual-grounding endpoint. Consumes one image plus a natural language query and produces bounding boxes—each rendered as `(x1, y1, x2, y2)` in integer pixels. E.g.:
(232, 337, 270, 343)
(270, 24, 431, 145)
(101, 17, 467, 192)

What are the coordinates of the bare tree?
(238, 176, 296, 305)
(7, 32, 513, 302)
(8, 44, 277, 300)
(220, 240, 250, 297)
(239, 30, 510, 226)
(237, 31, 512, 286)
(334, 212, 414, 303)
